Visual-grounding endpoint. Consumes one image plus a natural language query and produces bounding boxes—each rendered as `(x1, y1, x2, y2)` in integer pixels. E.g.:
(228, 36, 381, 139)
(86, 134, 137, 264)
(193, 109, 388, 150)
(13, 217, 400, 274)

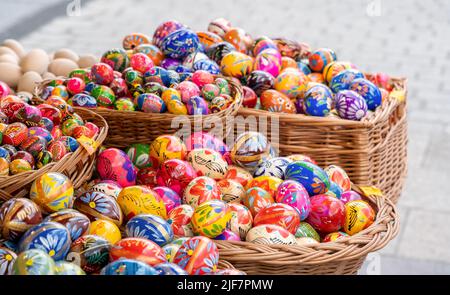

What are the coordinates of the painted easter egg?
(224, 165, 253, 187)
(252, 36, 277, 56)
(308, 48, 337, 72)
(114, 97, 135, 112)
(18, 221, 71, 261)
(185, 131, 231, 162)
(73, 191, 123, 226)
(175, 81, 200, 103)
(156, 159, 197, 195)
(183, 176, 221, 208)
(91, 85, 116, 107)
(201, 83, 221, 101)
(68, 68, 92, 84)
(162, 238, 186, 262)
(172, 236, 219, 275)
(150, 135, 187, 166)
(330, 69, 365, 93)
(86, 218, 121, 244)
(134, 44, 164, 66)
(335, 90, 368, 120)
(210, 95, 232, 113)
(0, 198, 43, 242)
(66, 77, 85, 95)
(323, 61, 354, 84)
(2, 122, 28, 146)
(96, 148, 136, 187)
(187, 148, 228, 180)
(243, 187, 274, 217)
(260, 89, 296, 113)
(91, 62, 114, 85)
(294, 222, 320, 241)
(343, 200, 375, 235)
(247, 176, 283, 197)
(153, 20, 185, 48)
(30, 172, 74, 214)
(101, 259, 157, 275)
(191, 200, 231, 238)
(67, 235, 111, 273)
(0, 247, 17, 275)
(117, 186, 167, 220)
(228, 203, 253, 239)
(285, 161, 330, 196)
(246, 224, 296, 245)
(254, 48, 282, 77)
(253, 157, 291, 179)
(182, 52, 208, 70)
(125, 143, 151, 169)
(208, 18, 231, 37)
(153, 186, 181, 214)
(220, 51, 253, 78)
(14, 104, 42, 127)
(130, 53, 154, 73)
(254, 203, 300, 234)
(9, 158, 32, 174)
(126, 214, 174, 246)
(242, 86, 257, 108)
(0, 158, 9, 175)
(89, 180, 122, 199)
(43, 209, 90, 241)
(135, 93, 166, 113)
(340, 191, 362, 204)
(161, 29, 200, 59)
(54, 261, 86, 275)
(350, 78, 382, 111)
(206, 42, 236, 64)
(11, 150, 34, 167)
(192, 59, 220, 75)
(274, 68, 308, 99)
(286, 154, 317, 164)
(215, 77, 231, 96)
(122, 33, 150, 50)
(223, 27, 251, 53)
(154, 262, 188, 275)
(37, 104, 63, 125)
(71, 93, 97, 108)
(167, 98, 188, 115)
(186, 96, 209, 115)
(110, 237, 166, 266)
(167, 205, 194, 237)
(324, 165, 352, 192)
(303, 84, 333, 116)
(161, 87, 181, 103)
(217, 179, 245, 203)
(13, 249, 55, 275)
(20, 135, 47, 157)
(306, 194, 345, 233)
(214, 229, 240, 241)
(101, 48, 130, 72)
(275, 180, 311, 221)
(231, 131, 274, 172)
(327, 182, 343, 199)
(123, 68, 143, 86)
(322, 231, 349, 242)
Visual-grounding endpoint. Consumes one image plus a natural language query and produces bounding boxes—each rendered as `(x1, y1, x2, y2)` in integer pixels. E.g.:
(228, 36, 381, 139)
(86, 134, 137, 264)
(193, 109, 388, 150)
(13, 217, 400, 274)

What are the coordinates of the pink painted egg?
(306, 194, 345, 233)
(183, 176, 221, 208)
(192, 70, 214, 88)
(96, 148, 137, 187)
(130, 53, 154, 73)
(275, 180, 311, 221)
(184, 131, 231, 164)
(156, 159, 197, 195)
(254, 48, 282, 77)
(340, 190, 362, 204)
(153, 186, 181, 214)
(175, 81, 200, 104)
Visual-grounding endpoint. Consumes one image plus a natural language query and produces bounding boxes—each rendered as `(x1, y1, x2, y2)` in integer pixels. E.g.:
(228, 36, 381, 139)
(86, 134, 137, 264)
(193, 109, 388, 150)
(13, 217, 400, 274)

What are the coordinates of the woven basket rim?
(0, 107, 108, 201)
(215, 183, 399, 266)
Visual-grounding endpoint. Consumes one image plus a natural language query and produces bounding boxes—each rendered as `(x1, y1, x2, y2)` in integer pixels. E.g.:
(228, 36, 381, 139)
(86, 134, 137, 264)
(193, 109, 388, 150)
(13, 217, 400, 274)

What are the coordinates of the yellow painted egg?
(9, 159, 31, 175)
(161, 88, 181, 103)
(89, 219, 122, 244)
(343, 200, 375, 235)
(246, 176, 283, 197)
(220, 51, 253, 78)
(0, 158, 9, 175)
(191, 200, 231, 238)
(117, 185, 167, 220)
(30, 172, 74, 213)
(187, 148, 228, 180)
(217, 179, 245, 203)
(149, 135, 187, 167)
(167, 98, 188, 115)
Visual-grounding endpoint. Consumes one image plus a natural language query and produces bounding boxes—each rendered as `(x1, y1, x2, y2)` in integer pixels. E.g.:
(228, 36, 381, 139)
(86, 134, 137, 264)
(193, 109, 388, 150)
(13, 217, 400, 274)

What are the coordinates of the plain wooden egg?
(48, 58, 78, 76)
(54, 48, 79, 62)
(0, 62, 22, 88)
(20, 49, 50, 75)
(17, 71, 43, 93)
(77, 54, 98, 68)
(2, 39, 26, 58)
(0, 46, 18, 57)
(42, 72, 56, 80)
(0, 54, 18, 64)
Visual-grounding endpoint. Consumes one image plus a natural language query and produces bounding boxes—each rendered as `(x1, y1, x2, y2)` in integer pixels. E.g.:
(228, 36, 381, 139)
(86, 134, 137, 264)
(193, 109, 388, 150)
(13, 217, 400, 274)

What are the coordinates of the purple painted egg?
(254, 49, 282, 78)
(160, 58, 181, 70)
(335, 90, 368, 121)
(214, 229, 241, 241)
(186, 96, 209, 115)
(153, 186, 181, 214)
(275, 180, 311, 220)
(340, 190, 362, 204)
(96, 148, 137, 187)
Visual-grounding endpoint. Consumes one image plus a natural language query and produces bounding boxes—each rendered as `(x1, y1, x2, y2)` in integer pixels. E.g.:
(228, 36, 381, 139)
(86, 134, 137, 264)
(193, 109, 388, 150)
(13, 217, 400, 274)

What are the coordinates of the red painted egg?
(253, 203, 301, 234)
(306, 194, 345, 233)
(156, 159, 197, 195)
(167, 204, 195, 237)
(110, 237, 166, 266)
(172, 236, 219, 275)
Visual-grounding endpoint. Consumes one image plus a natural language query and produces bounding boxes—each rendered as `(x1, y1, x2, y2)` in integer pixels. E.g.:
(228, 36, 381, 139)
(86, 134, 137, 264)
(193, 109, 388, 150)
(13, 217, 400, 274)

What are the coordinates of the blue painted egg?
(297, 61, 311, 75)
(18, 221, 71, 261)
(285, 161, 330, 196)
(330, 69, 364, 93)
(253, 157, 292, 179)
(58, 136, 79, 152)
(126, 214, 174, 246)
(166, 70, 181, 87)
(143, 66, 167, 85)
(71, 93, 97, 108)
(303, 84, 333, 117)
(154, 262, 188, 275)
(182, 51, 209, 70)
(327, 181, 343, 199)
(39, 117, 54, 131)
(136, 93, 167, 113)
(0, 247, 17, 275)
(186, 96, 209, 115)
(84, 82, 97, 93)
(350, 78, 382, 111)
(28, 127, 52, 143)
(161, 29, 201, 59)
(100, 259, 158, 275)
(193, 59, 220, 74)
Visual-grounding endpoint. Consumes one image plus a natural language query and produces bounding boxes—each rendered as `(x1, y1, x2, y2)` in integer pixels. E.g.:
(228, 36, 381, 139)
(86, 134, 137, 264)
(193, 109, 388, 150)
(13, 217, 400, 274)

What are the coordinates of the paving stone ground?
(2, 0, 450, 274)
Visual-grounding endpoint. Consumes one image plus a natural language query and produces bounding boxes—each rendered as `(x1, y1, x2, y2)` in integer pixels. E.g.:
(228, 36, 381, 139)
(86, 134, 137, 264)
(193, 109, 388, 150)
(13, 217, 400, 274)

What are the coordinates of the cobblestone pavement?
(3, 0, 450, 274)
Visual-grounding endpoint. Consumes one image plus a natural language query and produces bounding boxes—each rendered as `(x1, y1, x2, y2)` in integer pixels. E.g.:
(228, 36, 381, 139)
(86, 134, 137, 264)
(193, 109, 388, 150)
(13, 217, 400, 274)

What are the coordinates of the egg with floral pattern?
(117, 186, 167, 220)
(30, 172, 74, 214)
(303, 84, 333, 117)
(306, 194, 345, 233)
(96, 148, 137, 187)
(161, 29, 200, 60)
(253, 203, 300, 234)
(247, 176, 283, 197)
(246, 224, 296, 245)
(110, 237, 166, 266)
(217, 179, 245, 203)
(253, 157, 291, 179)
(220, 51, 253, 79)
(153, 186, 181, 215)
(183, 176, 221, 208)
(285, 161, 330, 196)
(324, 165, 352, 192)
(349, 78, 382, 111)
(162, 237, 190, 262)
(335, 90, 368, 120)
(156, 159, 198, 195)
(13, 249, 56, 275)
(274, 68, 309, 99)
(74, 191, 123, 226)
(243, 187, 274, 217)
(100, 259, 158, 275)
(260, 89, 296, 114)
(153, 20, 185, 48)
(191, 200, 231, 238)
(126, 214, 174, 246)
(167, 205, 194, 237)
(173, 236, 219, 275)
(67, 235, 111, 273)
(254, 48, 282, 77)
(224, 165, 253, 187)
(330, 69, 364, 93)
(275, 180, 311, 220)
(0, 247, 17, 275)
(227, 203, 253, 239)
(149, 135, 187, 167)
(89, 180, 123, 199)
(43, 209, 90, 241)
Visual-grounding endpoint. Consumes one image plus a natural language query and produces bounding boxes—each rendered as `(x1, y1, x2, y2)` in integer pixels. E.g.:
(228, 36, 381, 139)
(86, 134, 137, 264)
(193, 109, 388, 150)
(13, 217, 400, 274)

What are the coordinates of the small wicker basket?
(215, 184, 399, 275)
(0, 107, 108, 200)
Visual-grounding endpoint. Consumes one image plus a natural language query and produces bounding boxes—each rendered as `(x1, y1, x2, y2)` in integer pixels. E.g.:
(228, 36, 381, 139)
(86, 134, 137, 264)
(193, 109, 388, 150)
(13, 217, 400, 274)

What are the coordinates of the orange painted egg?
(220, 51, 253, 79)
(324, 165, 351, 192)
(247, 176, 283, 197)
(253, 203, 301, 234)
(172, 236, 219, 275)
(110, 237, 166, 266)
(224, 165, 253, 187)
(260, 89, 296, 113)
(243, 187, 274, 217)
(343, 200, 375, 235)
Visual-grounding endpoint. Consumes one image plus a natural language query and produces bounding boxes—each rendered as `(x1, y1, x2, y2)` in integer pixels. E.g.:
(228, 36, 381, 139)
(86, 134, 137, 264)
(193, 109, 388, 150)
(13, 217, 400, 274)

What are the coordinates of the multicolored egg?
(206, 42, 236, 64)
(137, 167, 158, 187)
(162, 238, 189, 262)
(186, 95, 209, 115)
(245, 224, 296, 245)
(91, 62, 114, 85)
(285, 161, 330, 196)
(243, 187, 274, 217)
(323, 61, 354, 84)
(54, 261, 86, 275)
(136, 93, 166, 113)
(172, 236, 219, 275)
(303, 84, 333, 116)
(260, 89, 296, 113)
(214, 229, 240, 241)
(186, 148, 228, 180)
(275, 180, 311, 220)
(101, 48, 130, 72)
(306, 194, 345, 233)
(149, 135, 187, 167)
(217, 179, 245, 203)
(350, 78, 382, 111)
(294, 222, 320, 241)
(153, 186, 181, 214)
(0, 247, 17, 275)
(191, 200, 231, 238)
(220, 51, 253, 78)
(335, 90, 368, 120)
(126, 214, 174, 246)
(228, 203, 253, 239)
(161, 29, 200, 59)
(224, 165, 253, 187)
(43, 209, 90, 241)
(134, 44, 164, 66)
(274, 68, 308, 99)
(247, 176, 283, 197)
(231, 131, 274, 172)
(324, 165, 351, 192)
(340, 191, 362, 204)
(96, 148, 137, 187)
(117, 186, 167, 220)
(167, 98, 188, 115)
(153, 20, 185, 48)
(101, 259, 158, 275)
(71, 93, 97, 108)
(343, 200, 375, 235)
(185, 131, 231, 162)
(154, 262, 188, 275)
(67, 235, 111, 273)
(2, 122, 28, 146)
(253, 203, 300, 234)
(89, 180, 123, 199)
(30, 172, 74, 214)
(125, 143, 151, 169)
(74, 191, 123, 226)
(330, 69, 364, 93)
(122, 33, 150, 50)
(156, 159, 197, 195)
(13, 249, 56, 275)
(207, 18, 231, 37)
(308, 48, 337, 72)
(110, 238, 166, 266)
(322, 231, 349, 242)
(183, 176, 221, 208)
(253, 157, 291, 179)
(254, 48, 282, 77)
(167, 205, 194, 237)
(88, 219, 122, 245)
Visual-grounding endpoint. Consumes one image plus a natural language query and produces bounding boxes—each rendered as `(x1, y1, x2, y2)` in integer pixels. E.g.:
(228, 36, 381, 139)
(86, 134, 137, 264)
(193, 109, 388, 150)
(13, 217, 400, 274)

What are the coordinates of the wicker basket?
(236, 76, 407, 203)
(36, 76, 243, 148)
(0, 107, 108, 200)
(215, 184, 399, 275)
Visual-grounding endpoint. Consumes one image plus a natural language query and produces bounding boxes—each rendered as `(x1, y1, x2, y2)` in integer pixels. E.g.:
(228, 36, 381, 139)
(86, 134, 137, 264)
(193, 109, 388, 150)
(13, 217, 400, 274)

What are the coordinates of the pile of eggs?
(0, 92, 99, 176)
(0, 131, 376, 275)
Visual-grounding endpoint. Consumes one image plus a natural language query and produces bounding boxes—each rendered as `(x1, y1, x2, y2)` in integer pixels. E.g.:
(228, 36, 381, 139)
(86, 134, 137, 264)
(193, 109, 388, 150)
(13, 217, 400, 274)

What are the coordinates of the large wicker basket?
(215, 184, 399, 275)
(0, 107, 108, 200)
(236, 76, 407, 203)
